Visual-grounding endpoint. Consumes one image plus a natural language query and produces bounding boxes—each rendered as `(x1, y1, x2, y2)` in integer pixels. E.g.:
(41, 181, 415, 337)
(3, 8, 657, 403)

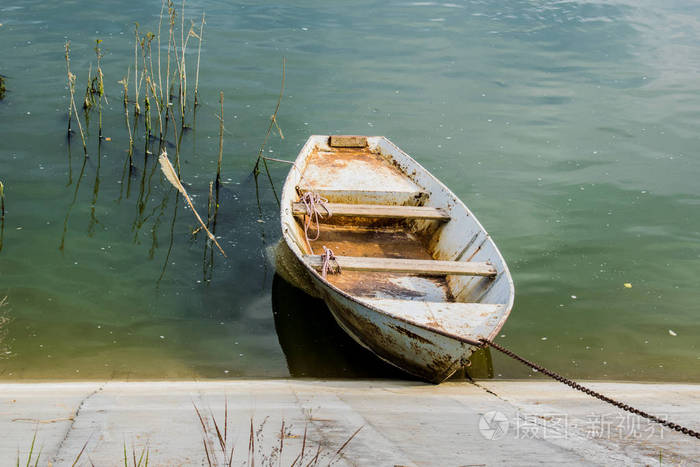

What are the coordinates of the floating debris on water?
(669, 330, 677, 337)
(624, 283, 632, 288)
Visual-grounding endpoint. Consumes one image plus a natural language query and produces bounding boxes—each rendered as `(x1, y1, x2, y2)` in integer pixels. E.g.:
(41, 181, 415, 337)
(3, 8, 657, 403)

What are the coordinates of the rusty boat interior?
(280, 135, 514, 348)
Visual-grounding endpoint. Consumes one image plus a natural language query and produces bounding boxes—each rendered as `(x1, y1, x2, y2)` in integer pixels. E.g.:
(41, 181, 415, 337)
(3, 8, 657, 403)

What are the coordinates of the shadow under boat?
(271, 273, 494, 381)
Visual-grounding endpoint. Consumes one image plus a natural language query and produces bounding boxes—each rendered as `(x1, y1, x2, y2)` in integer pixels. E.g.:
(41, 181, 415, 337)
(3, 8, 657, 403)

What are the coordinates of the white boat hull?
(279, 135, 514, 383)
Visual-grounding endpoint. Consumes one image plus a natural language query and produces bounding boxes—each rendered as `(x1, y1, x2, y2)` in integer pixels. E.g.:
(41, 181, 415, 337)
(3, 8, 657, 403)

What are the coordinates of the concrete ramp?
(1, 380, 698, 465)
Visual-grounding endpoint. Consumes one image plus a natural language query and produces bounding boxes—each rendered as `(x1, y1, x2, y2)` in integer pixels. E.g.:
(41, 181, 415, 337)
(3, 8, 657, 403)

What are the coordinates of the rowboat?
(279, 135, 514, 383)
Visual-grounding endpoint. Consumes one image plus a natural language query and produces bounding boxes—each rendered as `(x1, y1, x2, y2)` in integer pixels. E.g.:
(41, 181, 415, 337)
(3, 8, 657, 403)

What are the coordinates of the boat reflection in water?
(271, 273, 494, 381)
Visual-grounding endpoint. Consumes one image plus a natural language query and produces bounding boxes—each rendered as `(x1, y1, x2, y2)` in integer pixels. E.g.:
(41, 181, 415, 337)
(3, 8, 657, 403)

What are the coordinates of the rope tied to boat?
(478, 337, 700, 440)
(299, 191, 331, 253)
(320, 246, 341, 279)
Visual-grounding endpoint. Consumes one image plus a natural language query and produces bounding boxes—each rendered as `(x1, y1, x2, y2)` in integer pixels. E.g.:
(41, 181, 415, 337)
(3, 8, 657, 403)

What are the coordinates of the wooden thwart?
(328, 135, 368, 148)
(303, 255, 497, 277)
(292, 202, 450, 220)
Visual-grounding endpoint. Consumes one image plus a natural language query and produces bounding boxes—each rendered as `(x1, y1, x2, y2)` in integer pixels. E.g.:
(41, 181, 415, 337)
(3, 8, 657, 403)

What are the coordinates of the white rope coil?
(300, 191, 331, 253)
(320, 246, 341, 279)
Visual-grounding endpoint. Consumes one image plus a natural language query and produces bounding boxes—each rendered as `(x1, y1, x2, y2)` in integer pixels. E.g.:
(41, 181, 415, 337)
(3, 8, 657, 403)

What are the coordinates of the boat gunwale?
(280, 135, 514, 347)
(377, 137, 515, 342)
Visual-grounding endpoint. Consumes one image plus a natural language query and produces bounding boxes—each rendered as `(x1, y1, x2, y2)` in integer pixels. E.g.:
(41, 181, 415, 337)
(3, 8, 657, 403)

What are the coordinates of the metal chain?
(479, 338, 700, 440)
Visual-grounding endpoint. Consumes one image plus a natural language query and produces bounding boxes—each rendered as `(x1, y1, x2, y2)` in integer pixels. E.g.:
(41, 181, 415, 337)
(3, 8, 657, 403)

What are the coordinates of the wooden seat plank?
(329, 135, 368, 147)
(292, 202, 450, 221)
(303, 255, 496, 277)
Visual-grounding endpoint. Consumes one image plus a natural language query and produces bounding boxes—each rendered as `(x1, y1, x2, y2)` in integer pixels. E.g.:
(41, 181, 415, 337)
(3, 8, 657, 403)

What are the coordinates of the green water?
(0, 0, 698, 382)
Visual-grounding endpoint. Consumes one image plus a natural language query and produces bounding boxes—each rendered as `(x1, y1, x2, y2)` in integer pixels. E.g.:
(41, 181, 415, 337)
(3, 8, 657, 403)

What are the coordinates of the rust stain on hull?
(323, 291, 469, 383)
(388, 324, 434, 346)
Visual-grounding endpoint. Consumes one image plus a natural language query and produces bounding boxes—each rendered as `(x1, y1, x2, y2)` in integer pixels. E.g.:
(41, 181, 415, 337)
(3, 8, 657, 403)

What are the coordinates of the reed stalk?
(170, 21, 183, 126)
(209, 93, 223, 275)
(147, 75, 164, 139)
(216, 91, 224, 187)
(157, 0, 165, 107)
(118, 72, 134, 162)
(94, 39, 105, 139)
(207, 180, 213, 226)
(66, 131, 73, 186)
(179, 22, 197, 126)
(0, 181, 4, 222)
(144, 32, 163, 139)
(138, 36, 150, 136)
(200, 180, 213, 277)
(157, 188, 179, 284)
(171, 28, 182, 111)
(144, 79, 152, 136)
(166, 103, 181, 172)
(166, 1, 175, 110)
(70, 82, 87, 153)
(133, 23, 142, 115)
(87, 138, 102, 236)
(65, 46, 87, 154)
(179, 0, 186, 120)
(59, 152, 88, 251)
(130, 108, 139, 168)
(83, 63, 93, 111)
(193, 13, 205, 107)
(120, 68, 129, 111)
(253, 57, 285, 176)
(64, 41, 73, 135)
(158, 150, 226, 256)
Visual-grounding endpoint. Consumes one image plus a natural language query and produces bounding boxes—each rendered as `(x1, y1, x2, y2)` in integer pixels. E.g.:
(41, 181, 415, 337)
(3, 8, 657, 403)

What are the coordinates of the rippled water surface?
(1, 0, 699, 381)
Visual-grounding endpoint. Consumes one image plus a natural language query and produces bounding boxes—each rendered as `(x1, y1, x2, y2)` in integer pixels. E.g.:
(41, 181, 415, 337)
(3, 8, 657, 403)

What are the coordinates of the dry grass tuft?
(195, 399, 363, 467)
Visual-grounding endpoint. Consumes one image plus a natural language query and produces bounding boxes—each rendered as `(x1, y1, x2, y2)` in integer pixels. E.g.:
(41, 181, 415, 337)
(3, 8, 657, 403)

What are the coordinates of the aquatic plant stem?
(144, 33, 163, 139)
(64, 42, 73, 135)
(119, 71, 134, 161)
(133, 23, 141, 115)
(83, 63, 93, 111)
(157, 0, 165, 107)
(193, 13, 205, 107)
(64, 44, 87, 154)
(59, 154, 88, 251)
(216, 91, 224, 187)
(147, 76, 164, 140)
(95, 39, 105, 139)
(253, 57, 285, 176)
(201, 180, 213, 280)
(0, 181, 4, 223)
(139, 32, 154, 137)
(71, 91, 87, 154)
(158, 151, 226, 256)
(179, 0, 186, 123)
(166, 1, 172, 109)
